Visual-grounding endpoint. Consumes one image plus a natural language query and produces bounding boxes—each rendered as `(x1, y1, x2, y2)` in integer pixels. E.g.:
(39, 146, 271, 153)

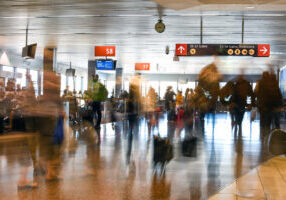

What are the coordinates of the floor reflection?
(0, 112, 273, 199)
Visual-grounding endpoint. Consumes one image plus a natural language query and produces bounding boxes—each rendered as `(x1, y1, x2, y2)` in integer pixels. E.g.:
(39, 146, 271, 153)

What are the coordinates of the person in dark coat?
(164, 86, 175, 111)
(220, 80, 236, 128)
(255, 71, 283, 136)
(232, 75, 254, 134)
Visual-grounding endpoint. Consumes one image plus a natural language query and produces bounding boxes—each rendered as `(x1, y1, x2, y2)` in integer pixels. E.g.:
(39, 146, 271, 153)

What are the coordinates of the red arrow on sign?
(257, 44, 270, 57)
(175, 44, 187, 56)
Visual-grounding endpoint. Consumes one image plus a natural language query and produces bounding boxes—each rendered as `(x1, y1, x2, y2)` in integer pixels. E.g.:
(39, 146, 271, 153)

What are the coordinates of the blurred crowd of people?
(146, 63, 283, 137)
(0, 64, 284, 189)
(0, 74, 37, 133)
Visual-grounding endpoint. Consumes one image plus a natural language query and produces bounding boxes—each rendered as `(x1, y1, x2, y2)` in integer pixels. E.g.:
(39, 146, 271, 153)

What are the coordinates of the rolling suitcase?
(182, 137, 197, 157)
(153, 136, 173, 166)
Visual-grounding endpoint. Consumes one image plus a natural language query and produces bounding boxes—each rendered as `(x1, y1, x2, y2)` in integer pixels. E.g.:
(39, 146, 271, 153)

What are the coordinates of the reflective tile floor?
(208, 156, 286, 200)
(0, 113, 277, 200)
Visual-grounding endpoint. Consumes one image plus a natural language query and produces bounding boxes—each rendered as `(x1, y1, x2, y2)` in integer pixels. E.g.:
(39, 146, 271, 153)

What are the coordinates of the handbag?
(52, 116, 64, 145)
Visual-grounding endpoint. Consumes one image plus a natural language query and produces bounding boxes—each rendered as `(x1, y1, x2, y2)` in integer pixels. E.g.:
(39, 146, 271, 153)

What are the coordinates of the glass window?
(30, 70, 38, 96)
(178, 82, 196, 96)
(2, 66, 13, 72)
(74, 76, 80, 92)
(106, 80, 115, 97)
(61, 74, 66, 95)
(220, 82, 227, 88)
(123, 80, 129, 93)
(82, 76, 87, 92)
(16, 68, 27, 89)
(252, 82, 257, 91)
(67, 76, 74, 91)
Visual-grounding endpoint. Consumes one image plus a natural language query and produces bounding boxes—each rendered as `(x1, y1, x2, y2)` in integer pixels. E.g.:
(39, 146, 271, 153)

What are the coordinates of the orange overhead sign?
(94, 46, 116, 57)
(135, 63, 150, 70)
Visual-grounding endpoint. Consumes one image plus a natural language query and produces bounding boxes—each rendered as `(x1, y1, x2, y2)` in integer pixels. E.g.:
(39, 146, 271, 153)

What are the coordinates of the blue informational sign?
(280, 68, 286, 99)
(96, 60, 114, 70)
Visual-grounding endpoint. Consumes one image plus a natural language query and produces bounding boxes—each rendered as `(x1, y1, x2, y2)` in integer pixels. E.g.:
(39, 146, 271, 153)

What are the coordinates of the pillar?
(37, 70, 42, 96)
(43, 48, 60, 96)
(115, 68, 122, 98)
(88, 60, 96, 89)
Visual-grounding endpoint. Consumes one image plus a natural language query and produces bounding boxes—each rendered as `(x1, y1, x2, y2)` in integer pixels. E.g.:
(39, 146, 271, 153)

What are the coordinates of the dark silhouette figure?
(220, 80, 236, 128)
(255, 71, 283, 137)
(232, 75, 254, 134)
(164, 86, 176, 111)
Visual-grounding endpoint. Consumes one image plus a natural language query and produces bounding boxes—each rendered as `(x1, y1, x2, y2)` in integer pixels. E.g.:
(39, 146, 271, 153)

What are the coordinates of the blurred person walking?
(164, 86, 176, 112)
(255, 71, 283, 137)
(220, 80, 236, 128)
(85, 74, 108, 129)
(126, 83, 139, 165)
(232, 75, 254, 134)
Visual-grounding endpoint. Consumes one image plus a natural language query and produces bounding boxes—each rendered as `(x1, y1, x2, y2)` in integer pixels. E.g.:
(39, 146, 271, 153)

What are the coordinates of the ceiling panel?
(0, 0, 285, 75)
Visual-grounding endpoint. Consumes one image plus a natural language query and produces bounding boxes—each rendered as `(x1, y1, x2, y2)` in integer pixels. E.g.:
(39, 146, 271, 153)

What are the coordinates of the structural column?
(115, 67, 122, 97)
(37, 70, 42, 96)
(88, 60, 96, 89)
(43, 47, 60, 96)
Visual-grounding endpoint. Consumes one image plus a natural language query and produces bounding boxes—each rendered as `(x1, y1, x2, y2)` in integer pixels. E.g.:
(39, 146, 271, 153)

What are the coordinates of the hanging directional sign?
(135, 63, 150, 70)
(95, 46, 116, 57)
(175, 44, 270, 57)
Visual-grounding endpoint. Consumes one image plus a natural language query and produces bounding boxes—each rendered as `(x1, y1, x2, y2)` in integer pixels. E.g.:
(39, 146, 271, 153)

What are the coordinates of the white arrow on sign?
(178, 46, 185, 54)
(260, 46, 268, 55)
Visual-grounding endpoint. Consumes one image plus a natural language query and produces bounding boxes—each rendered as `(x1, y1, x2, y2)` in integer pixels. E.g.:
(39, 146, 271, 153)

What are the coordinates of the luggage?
(12, 117, 26, 131)
(80, 103, 93, 122)
(268, 129, 286, 155)
(182, 137, 197, 157)
(153, 136, 173, 167)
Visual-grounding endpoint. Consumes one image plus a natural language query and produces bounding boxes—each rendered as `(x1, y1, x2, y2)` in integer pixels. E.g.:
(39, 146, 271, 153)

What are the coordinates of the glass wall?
(16, 68, 27, 89)
(123, 79, 129, 93)
(30, 70, 38, 96)
(2, 66, 13, 72)
(61, 74, 87, 95)
(106, 80, 115, 97)
(178, 82, 196, 95)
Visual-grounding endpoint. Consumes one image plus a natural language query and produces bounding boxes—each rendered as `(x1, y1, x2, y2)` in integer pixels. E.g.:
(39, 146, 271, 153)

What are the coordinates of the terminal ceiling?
(0, 0, 286, 75)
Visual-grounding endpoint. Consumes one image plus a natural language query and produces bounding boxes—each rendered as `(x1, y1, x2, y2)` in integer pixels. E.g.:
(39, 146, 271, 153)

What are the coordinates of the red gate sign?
(257, 44, 270, 57)
(135, 63, 150, 70)
(176, 44, 188, 56)
(95, 46, 116, 57)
